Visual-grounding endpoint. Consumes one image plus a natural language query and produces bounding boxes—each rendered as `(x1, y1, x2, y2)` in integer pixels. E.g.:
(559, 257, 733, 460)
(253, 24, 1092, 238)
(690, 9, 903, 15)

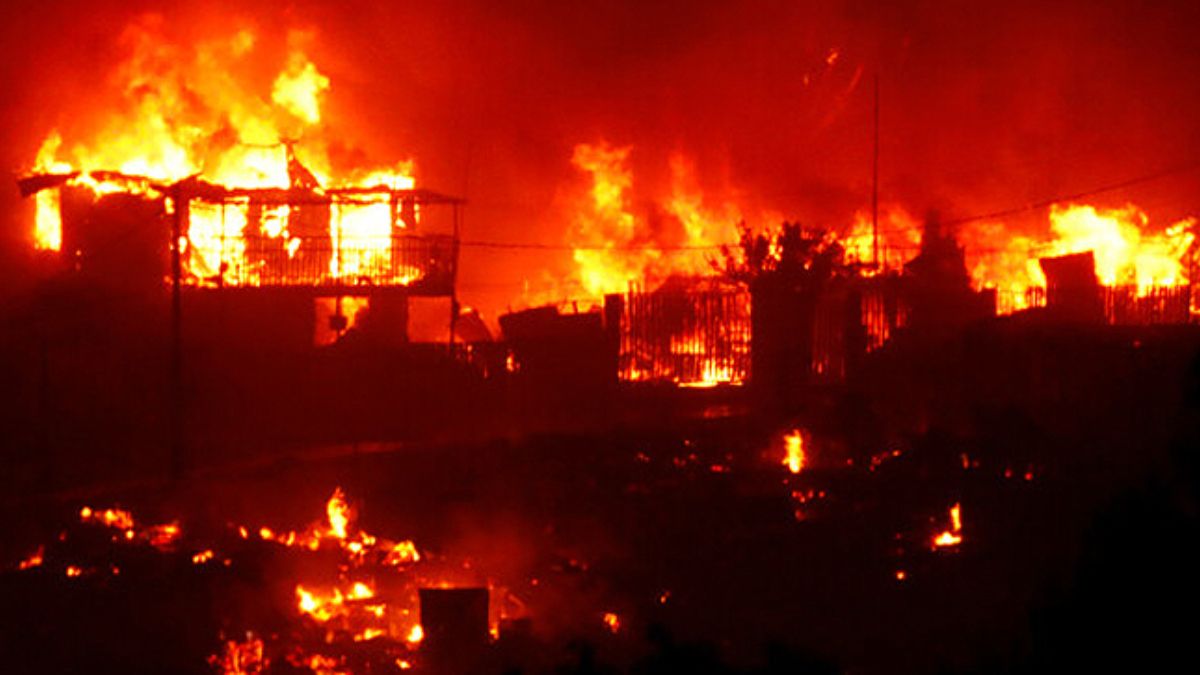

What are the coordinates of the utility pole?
(872, 73, 880, 270)
(448, 202, 461, 354)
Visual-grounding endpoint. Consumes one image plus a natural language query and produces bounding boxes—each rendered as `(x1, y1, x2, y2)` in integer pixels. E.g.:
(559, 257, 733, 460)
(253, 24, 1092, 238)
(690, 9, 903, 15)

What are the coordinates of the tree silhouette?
(716, 221, 851, 292)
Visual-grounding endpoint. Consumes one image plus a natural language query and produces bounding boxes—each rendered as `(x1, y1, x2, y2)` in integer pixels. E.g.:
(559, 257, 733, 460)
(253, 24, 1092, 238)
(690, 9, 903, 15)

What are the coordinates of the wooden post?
(169, 184, 185, 482)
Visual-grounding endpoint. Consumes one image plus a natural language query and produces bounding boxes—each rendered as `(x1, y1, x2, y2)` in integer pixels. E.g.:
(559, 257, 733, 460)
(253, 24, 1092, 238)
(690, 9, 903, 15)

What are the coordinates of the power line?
(942, 160, 1200, 227)
(457, 160, 1200, 251)
(459, 240, 726, 251)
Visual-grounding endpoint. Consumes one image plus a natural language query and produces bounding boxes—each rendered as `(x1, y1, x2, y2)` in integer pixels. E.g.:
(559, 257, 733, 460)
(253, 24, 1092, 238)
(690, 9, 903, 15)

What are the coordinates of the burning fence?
(613, 281, 752, 387)
(500, 280, 751, 389)
(503, 215, 1197, 393)
(540, 154, 1199, 391)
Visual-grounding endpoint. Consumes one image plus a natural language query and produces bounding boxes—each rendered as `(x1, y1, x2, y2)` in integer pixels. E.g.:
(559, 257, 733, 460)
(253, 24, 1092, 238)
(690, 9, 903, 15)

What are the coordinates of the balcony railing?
(185, 233, 457, 295)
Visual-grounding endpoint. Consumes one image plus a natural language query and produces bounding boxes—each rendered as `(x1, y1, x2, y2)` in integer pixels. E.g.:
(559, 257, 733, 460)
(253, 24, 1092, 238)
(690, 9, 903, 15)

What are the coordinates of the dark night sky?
(2, 0, 1198, 317)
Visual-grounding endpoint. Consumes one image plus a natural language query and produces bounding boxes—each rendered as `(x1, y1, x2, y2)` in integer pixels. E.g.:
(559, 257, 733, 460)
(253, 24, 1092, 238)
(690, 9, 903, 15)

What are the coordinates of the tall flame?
(782, 429, 806, 474)
(326, 488, 351, 540)
(568, 142, 642, 298)
(932, 503, 963, 548)
(564, 142, 742, 301)
(841, 205, 922, 272)
(27, 17, 417, 287)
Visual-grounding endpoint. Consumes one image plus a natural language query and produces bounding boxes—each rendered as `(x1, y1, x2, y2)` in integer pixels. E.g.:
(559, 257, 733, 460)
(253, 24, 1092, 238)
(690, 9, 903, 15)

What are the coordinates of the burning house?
(4, 20, 497, 471)
(20, 143, 463, 342)
(17, 158, 471, 457)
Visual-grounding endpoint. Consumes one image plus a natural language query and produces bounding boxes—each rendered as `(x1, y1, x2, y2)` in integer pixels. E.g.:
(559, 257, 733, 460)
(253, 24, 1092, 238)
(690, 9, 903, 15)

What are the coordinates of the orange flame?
(782, 429, 806, 474)
(841, 205, 922, 272)
(1043, 204, 1193, 291)
(79, 506, 136, 531)
(932, 502, 964, 549)
(209, 633, 267, 675)
(27, 18, 417, 290)
(18, 547, 44, 571)
(964, 203, 1195, 311)
(326, 488, 351, 540)
(561, 142, 742, 302)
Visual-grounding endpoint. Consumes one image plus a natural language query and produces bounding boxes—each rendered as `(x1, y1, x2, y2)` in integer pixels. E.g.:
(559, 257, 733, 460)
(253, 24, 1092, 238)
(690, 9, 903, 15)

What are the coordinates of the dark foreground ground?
(2, 323, 1200, 673)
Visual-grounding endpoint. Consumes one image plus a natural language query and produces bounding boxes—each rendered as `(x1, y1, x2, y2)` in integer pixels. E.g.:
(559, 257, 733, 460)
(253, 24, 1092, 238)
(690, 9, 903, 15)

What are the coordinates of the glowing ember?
(209, 633, 266, 675)
(932, 503, 964, 549)
(80, 506, 135, 531)
(76, 505, 184, 551)
(17, 547, 44, 570)
(145, 522, 182, 550)
(353, 628, 385, 642)
(296, 586, 334, 621)
(349, 581, 374, 600)
(932, 531, 962, 548)
(298, 654, 346, 675)
(294, 580, 381, 625)
(384, 540, 421, 565)
(20, 488, 505, 673)
(782, 430, 806, 474)
(868, 449, 904, 472)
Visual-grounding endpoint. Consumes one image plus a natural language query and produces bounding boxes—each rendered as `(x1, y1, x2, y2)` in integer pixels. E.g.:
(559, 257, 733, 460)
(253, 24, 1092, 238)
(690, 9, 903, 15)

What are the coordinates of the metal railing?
(185, 234, 457, 293)
(1102, 285, 1191, 325)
